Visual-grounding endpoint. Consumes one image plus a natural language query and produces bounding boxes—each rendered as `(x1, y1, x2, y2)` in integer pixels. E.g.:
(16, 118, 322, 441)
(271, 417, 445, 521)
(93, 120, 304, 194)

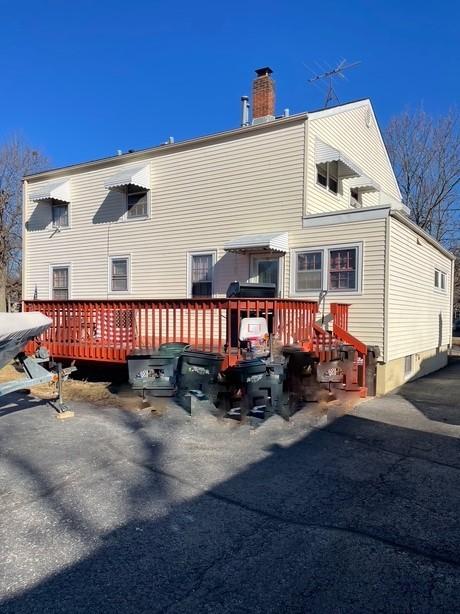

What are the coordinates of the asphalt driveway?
(1, 360, 460, 613)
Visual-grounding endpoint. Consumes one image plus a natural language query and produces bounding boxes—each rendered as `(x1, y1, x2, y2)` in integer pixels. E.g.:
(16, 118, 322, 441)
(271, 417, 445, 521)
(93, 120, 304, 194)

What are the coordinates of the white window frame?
(124, 188, 150, 221)
(108, 255, 131, 294)
(434, 268, 447, 292)
(290, 243, 363, 297)
(250, 253, 284, 298)
(187, 251, 217, 299)
(49, 263, 72, 300)
(316, 161, 339, 196)
(51, 201, 71, 229)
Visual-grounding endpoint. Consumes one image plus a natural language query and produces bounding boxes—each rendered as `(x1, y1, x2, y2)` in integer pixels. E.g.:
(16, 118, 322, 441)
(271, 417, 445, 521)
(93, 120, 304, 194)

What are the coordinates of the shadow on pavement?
(1, 402, 460, 613)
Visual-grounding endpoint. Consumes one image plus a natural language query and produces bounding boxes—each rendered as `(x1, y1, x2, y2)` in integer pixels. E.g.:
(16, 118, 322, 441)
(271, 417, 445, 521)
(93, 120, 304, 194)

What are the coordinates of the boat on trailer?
(0, 312, 75, 416)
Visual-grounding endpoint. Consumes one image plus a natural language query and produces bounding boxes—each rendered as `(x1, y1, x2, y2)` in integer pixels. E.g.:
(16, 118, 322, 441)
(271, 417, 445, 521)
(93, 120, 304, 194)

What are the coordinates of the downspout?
(302, 118, 308, 217)
(383, 213, 391, 363)
(22, 179, 28, 303)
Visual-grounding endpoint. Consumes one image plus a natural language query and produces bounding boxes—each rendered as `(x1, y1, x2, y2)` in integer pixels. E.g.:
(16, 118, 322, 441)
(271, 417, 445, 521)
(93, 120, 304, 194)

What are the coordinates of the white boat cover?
(0, 312, 52, 370)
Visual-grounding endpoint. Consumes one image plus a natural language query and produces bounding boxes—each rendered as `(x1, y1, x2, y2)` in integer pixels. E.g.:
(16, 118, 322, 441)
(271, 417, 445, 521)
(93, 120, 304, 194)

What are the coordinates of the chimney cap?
(255, 66, 273, 77)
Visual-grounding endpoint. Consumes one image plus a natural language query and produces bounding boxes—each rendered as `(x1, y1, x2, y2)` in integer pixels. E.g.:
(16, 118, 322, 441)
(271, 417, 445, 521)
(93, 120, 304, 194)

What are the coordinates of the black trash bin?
(177, 349, 224, 397)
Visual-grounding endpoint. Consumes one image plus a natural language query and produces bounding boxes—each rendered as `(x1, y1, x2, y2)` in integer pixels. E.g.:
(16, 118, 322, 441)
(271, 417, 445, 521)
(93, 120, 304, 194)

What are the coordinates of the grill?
(226, 282, 277, 298)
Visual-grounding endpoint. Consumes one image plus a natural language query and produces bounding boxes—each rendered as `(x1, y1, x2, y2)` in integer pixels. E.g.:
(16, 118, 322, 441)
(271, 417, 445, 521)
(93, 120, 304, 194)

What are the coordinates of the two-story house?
(22, 67, 454, 394)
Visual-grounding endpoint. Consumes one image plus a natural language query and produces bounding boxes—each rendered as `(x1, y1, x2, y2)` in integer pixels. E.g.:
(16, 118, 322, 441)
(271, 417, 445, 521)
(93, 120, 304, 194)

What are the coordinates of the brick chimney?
(252, 67, 275, 124)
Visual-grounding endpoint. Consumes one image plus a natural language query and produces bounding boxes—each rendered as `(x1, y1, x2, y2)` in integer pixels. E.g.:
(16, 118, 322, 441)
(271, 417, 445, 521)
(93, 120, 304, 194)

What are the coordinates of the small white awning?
(104, 163, 150, 191)
(30, 180, 70, 203)
(315, 139, 363, 178)
(348, 175, 380, 193)
(224, 232, 288, 253)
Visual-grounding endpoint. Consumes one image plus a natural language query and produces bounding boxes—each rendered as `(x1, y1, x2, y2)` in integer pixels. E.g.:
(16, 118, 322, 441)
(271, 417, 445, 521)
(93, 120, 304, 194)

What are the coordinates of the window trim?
(434, 268, 447, 292)
(108, 255, 131, 294)
(290, 243, 363, 297)
(124, 188, 150, 221)
(187, 250, 217, 299)
(293, 250, 323, 294)
(49, 263, 72, 300)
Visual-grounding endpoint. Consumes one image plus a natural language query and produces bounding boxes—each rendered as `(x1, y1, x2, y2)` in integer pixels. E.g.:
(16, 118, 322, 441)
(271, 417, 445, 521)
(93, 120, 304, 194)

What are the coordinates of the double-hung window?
(189, 253, 214, 298)
(127, 188, 148, 219)
(296, 251, 323, 291)
(110, 257, 130, 292)
(316, 161, 339, 195)
(293, 245, 360, 294)
(52, 266, 69, 300)
(52, 202, 69, 228)
(329, 248, 357, 291)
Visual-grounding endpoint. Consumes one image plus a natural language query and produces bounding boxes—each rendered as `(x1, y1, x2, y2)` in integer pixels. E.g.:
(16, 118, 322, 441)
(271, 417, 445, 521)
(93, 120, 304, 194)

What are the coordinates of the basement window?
(404, 354, 413, 377)
(316, 161, 339, 195)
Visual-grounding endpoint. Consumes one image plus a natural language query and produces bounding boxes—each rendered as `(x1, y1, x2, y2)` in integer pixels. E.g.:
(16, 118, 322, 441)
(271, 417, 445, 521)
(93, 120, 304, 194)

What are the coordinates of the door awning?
(224, 232, 288, 253)
(104, 163, 150, 191)
(315, 139, 363, 178)
(348, 175, 380, 193)
(30, 180, 70, 203)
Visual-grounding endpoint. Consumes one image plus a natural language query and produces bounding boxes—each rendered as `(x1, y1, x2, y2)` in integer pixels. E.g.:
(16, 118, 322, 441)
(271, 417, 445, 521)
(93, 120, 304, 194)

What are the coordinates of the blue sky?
(0, 0, 458, 168)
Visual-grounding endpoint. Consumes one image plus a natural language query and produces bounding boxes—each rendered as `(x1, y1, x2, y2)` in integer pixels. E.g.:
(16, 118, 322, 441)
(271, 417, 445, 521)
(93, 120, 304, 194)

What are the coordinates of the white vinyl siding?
(386, 217, 452, 361)
(306, 103, 401, 215)
(24, 120, 305, 300)
(288, 220, 385, 351)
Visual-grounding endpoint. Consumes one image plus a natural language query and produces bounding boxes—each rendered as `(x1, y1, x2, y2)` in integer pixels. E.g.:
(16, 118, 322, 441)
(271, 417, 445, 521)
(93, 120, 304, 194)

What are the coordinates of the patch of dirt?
(0, 362, 142, 410)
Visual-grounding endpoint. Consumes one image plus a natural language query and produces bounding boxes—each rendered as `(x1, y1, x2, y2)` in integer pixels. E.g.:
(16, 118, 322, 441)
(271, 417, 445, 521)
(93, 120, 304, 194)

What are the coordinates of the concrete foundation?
(376, 345, 449, 395)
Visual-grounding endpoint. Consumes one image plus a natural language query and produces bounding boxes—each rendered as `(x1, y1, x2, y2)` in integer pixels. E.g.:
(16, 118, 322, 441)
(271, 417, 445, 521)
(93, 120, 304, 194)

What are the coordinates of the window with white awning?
(315, 139, 363, 179)
(104, 163, 150, 191)
(30, 179, 71, 203)
(104, 163, 151, 220)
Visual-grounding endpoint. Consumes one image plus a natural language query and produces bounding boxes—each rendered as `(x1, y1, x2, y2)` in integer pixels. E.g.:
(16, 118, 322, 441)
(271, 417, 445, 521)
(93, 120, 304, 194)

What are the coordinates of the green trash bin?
(159, 342, 191, 370)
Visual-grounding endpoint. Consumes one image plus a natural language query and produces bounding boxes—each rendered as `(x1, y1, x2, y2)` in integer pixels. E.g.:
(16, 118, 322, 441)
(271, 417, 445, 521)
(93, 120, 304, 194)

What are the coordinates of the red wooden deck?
(24, 298, 320, 366)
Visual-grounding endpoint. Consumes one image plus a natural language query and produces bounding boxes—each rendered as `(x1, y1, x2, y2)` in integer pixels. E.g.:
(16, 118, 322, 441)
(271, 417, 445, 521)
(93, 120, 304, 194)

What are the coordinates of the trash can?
(127, 348, 177, 396)
(159, 342, 191, 369)
(177, 349, 224, 397)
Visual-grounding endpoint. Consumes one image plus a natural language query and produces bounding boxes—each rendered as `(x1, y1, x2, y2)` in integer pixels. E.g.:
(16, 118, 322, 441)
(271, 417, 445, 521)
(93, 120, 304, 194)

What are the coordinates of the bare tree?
(0, 137, 48, 311)
(384, 109, 460, 242)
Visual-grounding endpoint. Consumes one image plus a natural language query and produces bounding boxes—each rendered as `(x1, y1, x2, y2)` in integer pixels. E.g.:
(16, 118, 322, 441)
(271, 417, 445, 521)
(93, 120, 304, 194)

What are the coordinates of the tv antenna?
(306, 59, 361, 107)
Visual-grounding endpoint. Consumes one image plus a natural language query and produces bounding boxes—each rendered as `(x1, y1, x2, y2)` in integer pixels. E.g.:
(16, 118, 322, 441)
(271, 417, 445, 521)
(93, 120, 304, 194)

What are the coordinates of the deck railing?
(23, 299, 319, 365)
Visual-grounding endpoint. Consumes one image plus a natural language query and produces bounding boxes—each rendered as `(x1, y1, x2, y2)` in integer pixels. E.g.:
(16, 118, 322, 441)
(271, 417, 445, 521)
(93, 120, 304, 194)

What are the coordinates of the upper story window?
(189, 253, 214, 298)
(110, 256, 130, 292)
(350, 188, 362, 208)
(126, 188, 149, 219)
(316, 161, 338, 195)
(434, 269, 446, 291)
(52, 202, 69, 228)
(293, 244, 361, 295)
